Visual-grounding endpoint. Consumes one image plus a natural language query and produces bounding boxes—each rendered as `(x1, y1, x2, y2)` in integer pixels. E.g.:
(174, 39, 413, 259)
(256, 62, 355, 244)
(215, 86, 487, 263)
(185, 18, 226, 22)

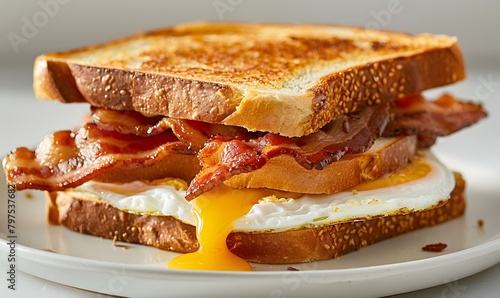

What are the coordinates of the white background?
(1, 1, 499, 297)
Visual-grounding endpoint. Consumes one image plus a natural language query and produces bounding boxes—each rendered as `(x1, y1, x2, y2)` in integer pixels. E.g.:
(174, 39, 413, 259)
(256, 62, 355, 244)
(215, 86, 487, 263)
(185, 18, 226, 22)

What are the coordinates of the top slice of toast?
(33, 22, 464, 137)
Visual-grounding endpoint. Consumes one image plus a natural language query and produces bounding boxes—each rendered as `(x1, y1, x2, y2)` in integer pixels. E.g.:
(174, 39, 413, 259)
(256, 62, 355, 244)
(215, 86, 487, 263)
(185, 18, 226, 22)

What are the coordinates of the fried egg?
(71, 150, 455, 271)
(74, 150, 454, 232)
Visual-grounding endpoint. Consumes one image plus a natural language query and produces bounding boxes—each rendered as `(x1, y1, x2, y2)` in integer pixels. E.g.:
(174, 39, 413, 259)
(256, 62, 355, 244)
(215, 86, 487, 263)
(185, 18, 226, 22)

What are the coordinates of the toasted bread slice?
(34, 22, 464, 137)
(226, 136, 417, 193)
(46, 172, 465, 264)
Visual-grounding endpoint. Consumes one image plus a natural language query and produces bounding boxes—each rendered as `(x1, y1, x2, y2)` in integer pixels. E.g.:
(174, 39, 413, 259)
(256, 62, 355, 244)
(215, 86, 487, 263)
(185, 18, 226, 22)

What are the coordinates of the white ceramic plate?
(1, 152, 500, 298)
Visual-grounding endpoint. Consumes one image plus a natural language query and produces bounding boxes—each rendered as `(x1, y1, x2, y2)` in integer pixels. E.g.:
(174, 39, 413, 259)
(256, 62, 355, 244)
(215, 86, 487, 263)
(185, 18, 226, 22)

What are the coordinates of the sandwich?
(2, 22, 487, 270)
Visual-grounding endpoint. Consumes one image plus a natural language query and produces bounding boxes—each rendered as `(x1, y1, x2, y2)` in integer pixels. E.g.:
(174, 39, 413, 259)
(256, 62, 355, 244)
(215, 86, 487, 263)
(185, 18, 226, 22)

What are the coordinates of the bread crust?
(47, 172, 465, 264)
(33, 22, 465, 137)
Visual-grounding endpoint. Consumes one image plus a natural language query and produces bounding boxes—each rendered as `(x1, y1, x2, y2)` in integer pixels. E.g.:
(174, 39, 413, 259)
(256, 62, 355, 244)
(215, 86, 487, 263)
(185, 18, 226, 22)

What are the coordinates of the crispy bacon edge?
(3, 123, 193, 191)
(92, 108, 244, 151)
(384, 94, 487, 147)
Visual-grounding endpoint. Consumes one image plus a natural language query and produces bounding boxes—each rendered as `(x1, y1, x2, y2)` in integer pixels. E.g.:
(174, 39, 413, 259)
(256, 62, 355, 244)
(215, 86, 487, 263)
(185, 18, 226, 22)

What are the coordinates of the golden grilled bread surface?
(34, 22, 464, 136)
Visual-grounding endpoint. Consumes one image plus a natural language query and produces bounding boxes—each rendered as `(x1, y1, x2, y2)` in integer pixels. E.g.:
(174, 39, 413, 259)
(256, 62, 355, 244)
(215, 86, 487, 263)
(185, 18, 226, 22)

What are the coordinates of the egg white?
(73, 150, 455, 232)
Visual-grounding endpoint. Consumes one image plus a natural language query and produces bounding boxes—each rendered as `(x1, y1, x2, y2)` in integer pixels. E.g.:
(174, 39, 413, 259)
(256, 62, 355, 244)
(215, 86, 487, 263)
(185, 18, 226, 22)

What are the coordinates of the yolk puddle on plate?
(353, 158, 432, 191)
(168, 185, 293, 271)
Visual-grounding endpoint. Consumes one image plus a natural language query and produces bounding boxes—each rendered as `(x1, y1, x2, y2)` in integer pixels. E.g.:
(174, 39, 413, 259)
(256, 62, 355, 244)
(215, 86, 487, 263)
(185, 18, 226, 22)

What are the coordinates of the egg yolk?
(353, 158, 431, 191)
(168, 158, 431, 271)
(168, 185, 280, 271)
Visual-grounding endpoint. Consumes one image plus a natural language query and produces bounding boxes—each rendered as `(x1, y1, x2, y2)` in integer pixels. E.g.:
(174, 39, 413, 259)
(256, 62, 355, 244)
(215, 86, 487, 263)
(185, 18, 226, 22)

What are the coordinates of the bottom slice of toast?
(46, 172, 465, 264)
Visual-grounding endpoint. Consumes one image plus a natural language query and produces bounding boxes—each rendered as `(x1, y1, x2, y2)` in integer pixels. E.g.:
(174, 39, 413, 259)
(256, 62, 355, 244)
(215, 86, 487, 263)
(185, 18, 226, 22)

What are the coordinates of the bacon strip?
(92, 108, 244, 151)
(4, 123, 192, 191)
(383, 94, 487, 147)
(92, 107, 168, 136)
(185, 104, 390, 200)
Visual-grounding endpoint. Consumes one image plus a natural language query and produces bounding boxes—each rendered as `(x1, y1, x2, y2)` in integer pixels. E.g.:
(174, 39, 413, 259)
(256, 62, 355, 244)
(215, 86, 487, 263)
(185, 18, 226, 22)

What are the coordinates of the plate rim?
(2, 225, 499, 278)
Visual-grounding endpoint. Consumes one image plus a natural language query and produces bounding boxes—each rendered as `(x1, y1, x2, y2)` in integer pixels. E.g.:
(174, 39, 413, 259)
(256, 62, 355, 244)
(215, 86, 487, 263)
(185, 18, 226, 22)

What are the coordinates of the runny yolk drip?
(168, 185, 282, 271)
(353, 158, 432, 191)
(167, 159, 431, 270)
